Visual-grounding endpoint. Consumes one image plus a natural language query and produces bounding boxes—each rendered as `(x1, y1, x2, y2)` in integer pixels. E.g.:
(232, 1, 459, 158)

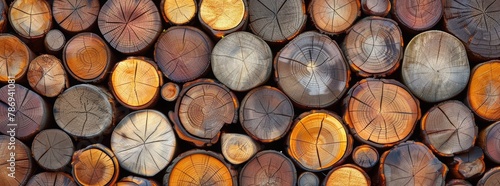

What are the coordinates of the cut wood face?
(199, 0, 246, 31)
(221, 133, 259, 165)
(352, 144, 379, 169)
(248, 0, 307, 42)
(0, 135, 32, 186)
(343, 16, 402, 77)
(116, 176, 158, 186)
(403, 30, 470, 103)
(392, 0, 442, 31)
(52, 0, 100, 33)
(324, 164, 370, 186)
(32, 129, 74, 171)
(275, 31, 349, 108)
(447, 179, 472, 186)
(212, 31, 272, 91)
(240, 150, 297, 186)
(161, 82, 180, 102)
(361, 0, 390, 17)
(8, 0, 52, 39)
(98, 0, 162, 54)
(0, 34, 31, 82)
(298, 172, 320, 186)
(111, 110, 176, 177)
(478, 167, 500, 186)
(0, 0, 6, 32)
(345, 79, 420, 147)
(26, 172, 77, 186)
(28, 54, 67, 97)
(380, 141, 447, 186)
(288, 111, 350, 171)
(72, 144, 119, 186)
(443, 0, 500, 60)
(481, 122, 500, 164)
(451, 146, 485, 179)
(468, 60, 500, 121)
(44, 29, 66, 53)
(162, 0, 196, 24)
(309, 0, 359, 34)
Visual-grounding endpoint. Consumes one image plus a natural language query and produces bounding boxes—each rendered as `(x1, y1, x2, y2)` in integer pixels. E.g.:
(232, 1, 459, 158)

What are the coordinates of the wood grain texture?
(53, 84, 116, 138)
(449, 146, 485, 179)
(198, 0, 248, 37)
(443, 0, 500, 60)
(287, 110, 352, 171)
(324, 164, 370, 186)
(154, 26, 213, 83)
(0, 84, 49, 140)
(240, 86, 294, 142)
(8, 0, 52, 39)
(63, 32, 112, 83)
(0, 33, 34, 83)
(478, 167, 500, 186)
(32, 129, 74, 171)
(44, 29, 65, 55)
(111, 109, 176, 177)
(352, 144, 379, 169)
(446, 179, 472, 186)
(297, 172, 319, 186)
(248, 0, 306, 43)
(240, 150, 296, 186)
(343, 79, 420, 148)
(275, 31, 349, 108)
(361, 0, 390, 17)
(402, 30, 469, 103)
(72, 144, 119, 186)
(343, 16, 402, 77)
(110, 57, 162, 109)
(0, 0, 7, 32)
(26, 172, 76, 186)
(379, 141, 448, 186)
(309, 0, 360, 35)
(170, 79, 238, 147)
(220, 133, 259, 165)
(27, 54, 68, 97)
(212, 31, 272, 91)
(52, 0, 100, 33)
(98, 0, 162, 54)
(164, 149, 237, 186)
(467, 60, 500, 121)
(392, 0, 442, 32)
(161, 82, 180, 102)
(116, 176, 159, 186)
(0, 135, 32, 186)
(161, 0, 196, 25)
(478, 121, 500, 164)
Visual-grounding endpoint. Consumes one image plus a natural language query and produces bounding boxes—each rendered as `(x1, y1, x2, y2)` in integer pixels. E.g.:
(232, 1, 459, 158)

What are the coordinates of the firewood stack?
(1, 0, 500, 185)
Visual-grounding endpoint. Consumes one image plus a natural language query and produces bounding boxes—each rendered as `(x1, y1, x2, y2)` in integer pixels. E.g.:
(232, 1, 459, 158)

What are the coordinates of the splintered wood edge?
(239, 150, 297, 186)
(198, 0, 248, 38)
(478, 167, 500, 186)
(323, 164, 371, 186)
(71, 144, 119, 186)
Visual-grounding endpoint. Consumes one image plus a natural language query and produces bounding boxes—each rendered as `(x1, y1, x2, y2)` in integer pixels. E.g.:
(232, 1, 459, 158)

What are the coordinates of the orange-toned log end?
(116, 176, 159, 186)
(379, 141, 448, 186)
(221, 133, 260, 165)
(52, 0, 100, 33)
(248, 0, 306, 43)
(468, 60, 500, 121)
(72, 144, 119, 186)
(26, 172, 76, 186)
(110, 57, 162, 110)
(446, 179, 473, 186)
(352, 144, 379, 169)
(392, 0, 442, 32)
(309, 0, 360, 35)
(161, 82, 180, 102)
(155, 26, 213, 83)
(0, 84, 49, 140)
(449, 146, 485, 179)
(421, 100, 477, 157)
(63, 32, 112, 83)
(98, 0, 162, 54)
(478, 167, 500, 186)
(44, 29, 65, 55)
(31, 129, 74, 171)
(240, 86, 294, 143)
(164, 150, 237, 186)
(8, 0, 52, 40)
(479, 121, 500, 164)
(343, 16, 403, 77)
(297, 172, 320, 186)
(287, 110, 352, 172)
(0, 135, 32, 186)
(324, 164, 370, 186)
(275, 31, 349, 108)
(239, 150, 297, 186)
(0, 0, 7, 32)
(171, 79, 238, 147)
(27, 54, 68, 98)
(161, 0, 197, 25)
(361, 0, 390, 17)
(0, 33, 34, 83)
(344, 79, 420, 148)
(443, 0, 500, 60)
(198, 0, 248, 38)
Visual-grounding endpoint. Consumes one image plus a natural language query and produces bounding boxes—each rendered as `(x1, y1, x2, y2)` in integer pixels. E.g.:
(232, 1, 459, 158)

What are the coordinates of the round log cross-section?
(198, 0, 248, 37)
(478, 167, 500, 186)
(72, 144, 119, 186)
(52, 0, 100, 33)
(449, 146, 485, 179)
(44, 29, 66, 55)
(239, 150, 297, 186)
(220, 133, 259, 165)
(8, 0, 52, 40)
(343, 16, 403, 77)
(352, 144, 379, 169)
(0, 135, 32, 186)
(0, 33, 35, 83)
(212, 31, 272, 92)
(309, 0, 360, 35)
(467, 60, 500, 121)
(32, 129, 74, 171)
(361, 0, 390, 17)
(161, 0, 197, 25)
(275, 31, 349, 108)
(392, 0, 442, 32)
(27, 54, 68, 97)
(298, 172, 320, 186)
(478, 121, 500, 164)
(0, 0, 6, 32)
(98, 0, 162, 54)
(161, 82, 180, 102)
(324, 164, 370, 186)
(287, 110, 352, 171)
(26, 172, 76, 186)
(344, 79, 420, 148)
(116, 176, 159, 186)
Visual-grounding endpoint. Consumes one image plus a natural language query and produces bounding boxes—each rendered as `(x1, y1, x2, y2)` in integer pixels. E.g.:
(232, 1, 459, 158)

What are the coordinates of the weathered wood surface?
(275, 31, 349, 108)
(392, 0, 442, 32)
(0, 33, 34, 83)
(26, 172, 76, 186)
(8, 0, 52, 40)
(449, 146, 485, 179)
(309, 0, 360, 35)
(161, 0, 196, 25)
(467, 60, 500, 121)
(344, 79, 420, 148)
(72, 144, 119, 186)
(44, 29, 65, 55)
(31, 129, 74, 171)
(52, 0, 100, 33)
(198, 0, 248, 37)
(352, 144, 379, 169)
(220, 133, 259, 165)
(27, 54, 68, 97)
(116, 176, 159, 186)
(0, 135, 32, 186)
(160, 82, 180, 102)
(239, 150, 296, 186)
(361, 0, 390, 17)
(324, 164, 370, 186)
(446, 179, 473, 186)
(297, 172, 319, 186)
(402, 30, 470, 103)
(478, 167, 500, 186)
(479, 121, 500, 164)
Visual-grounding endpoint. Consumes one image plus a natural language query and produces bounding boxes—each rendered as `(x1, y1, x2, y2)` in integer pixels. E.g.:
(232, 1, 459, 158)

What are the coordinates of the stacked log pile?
(0, 0, 499, 185)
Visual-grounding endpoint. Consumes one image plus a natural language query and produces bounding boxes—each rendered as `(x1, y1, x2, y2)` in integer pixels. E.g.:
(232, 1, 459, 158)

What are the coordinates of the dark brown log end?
(0, 135, 32, 186)
(240, 150, 296, 186)
(198, 0, 248, 38)
(449, 146, 485, 179)
(161, 0, 196, 25)
(32, 129, 74, 171)
(27, 54, 68, 97)
(220, 133, 259, 165)
(52, 0, 100, 33)
(26, 172, 76, 186)
(44, 29, 65, 55)
(309, 0, 360, 35)
(467, 60, 500, 121)
(361, 0, 390, 17)
(324, 164, 370, 186)
(71, 144, 119, 186)
(8, 0, 52, 39)
(392, 0, 442, 32)
(0, 33, 34, 83)
(352, 144, 379, 169)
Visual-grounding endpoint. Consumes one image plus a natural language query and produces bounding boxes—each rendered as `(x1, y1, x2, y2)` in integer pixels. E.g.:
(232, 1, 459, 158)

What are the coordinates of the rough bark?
(31, 129, 74, 171)
(52, 0, 100, 33)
